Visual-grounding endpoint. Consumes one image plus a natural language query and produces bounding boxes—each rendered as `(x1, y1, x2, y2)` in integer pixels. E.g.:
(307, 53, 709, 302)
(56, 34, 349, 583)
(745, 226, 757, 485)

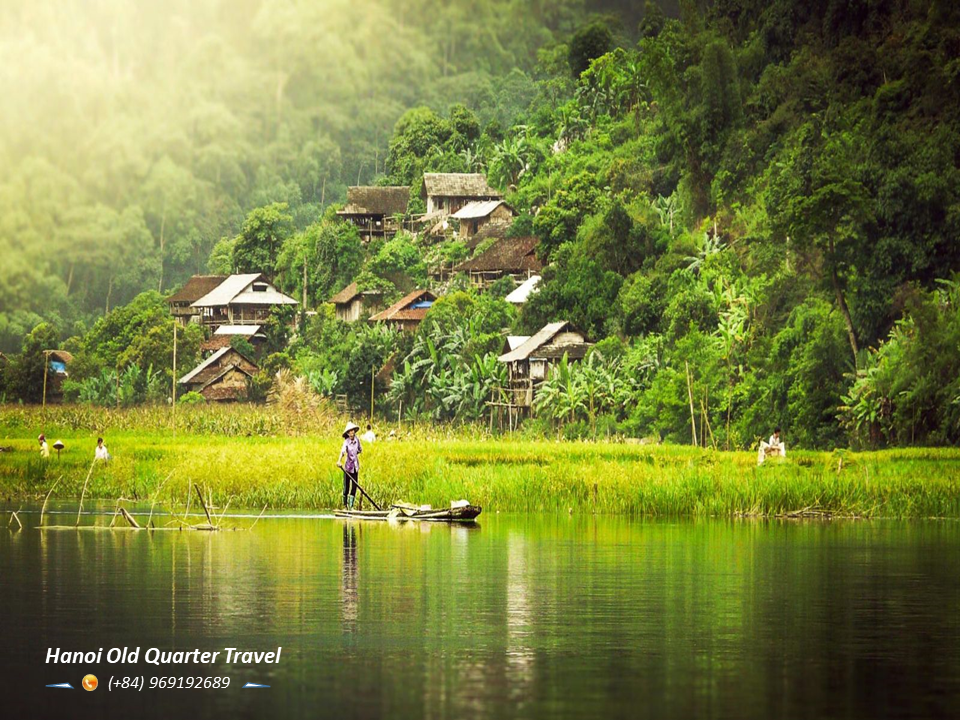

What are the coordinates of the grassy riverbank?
(1, 405, 958, 518)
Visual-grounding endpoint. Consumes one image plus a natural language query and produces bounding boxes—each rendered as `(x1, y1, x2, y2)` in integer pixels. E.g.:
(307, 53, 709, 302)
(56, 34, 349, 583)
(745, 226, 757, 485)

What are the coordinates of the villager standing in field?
(38, 434, 49, 458)
(362, 424, 376, 444)
(337, 422, 362, 510)
(95, 437, 111, 461)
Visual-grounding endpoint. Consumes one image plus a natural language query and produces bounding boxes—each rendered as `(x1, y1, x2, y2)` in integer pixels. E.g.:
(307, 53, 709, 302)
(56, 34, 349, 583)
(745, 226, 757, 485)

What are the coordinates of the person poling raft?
(337, 422, 380, 510)
(333, 421, 480, 522)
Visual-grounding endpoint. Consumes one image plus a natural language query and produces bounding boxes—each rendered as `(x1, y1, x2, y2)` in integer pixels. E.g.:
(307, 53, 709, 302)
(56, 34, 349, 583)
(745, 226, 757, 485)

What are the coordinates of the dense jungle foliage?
(2, 0, 959, 448)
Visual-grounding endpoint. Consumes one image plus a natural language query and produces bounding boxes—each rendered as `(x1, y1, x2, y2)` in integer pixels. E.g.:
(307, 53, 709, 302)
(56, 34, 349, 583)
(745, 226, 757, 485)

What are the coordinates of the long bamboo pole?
(172, 321, 177, 436)
(685, 361, 698, 447)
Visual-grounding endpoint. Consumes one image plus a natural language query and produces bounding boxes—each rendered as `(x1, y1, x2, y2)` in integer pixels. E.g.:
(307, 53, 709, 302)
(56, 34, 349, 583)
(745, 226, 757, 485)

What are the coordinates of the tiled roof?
(369, 289, 437, 323)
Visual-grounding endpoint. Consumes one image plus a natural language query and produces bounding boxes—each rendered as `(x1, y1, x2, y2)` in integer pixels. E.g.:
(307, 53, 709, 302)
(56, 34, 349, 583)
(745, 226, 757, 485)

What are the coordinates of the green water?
(4, 506, 960, 719)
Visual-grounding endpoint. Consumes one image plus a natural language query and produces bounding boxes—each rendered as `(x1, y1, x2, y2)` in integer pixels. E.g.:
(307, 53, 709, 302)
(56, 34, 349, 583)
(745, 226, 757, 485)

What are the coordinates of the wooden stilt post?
(42, 350, 49, 412)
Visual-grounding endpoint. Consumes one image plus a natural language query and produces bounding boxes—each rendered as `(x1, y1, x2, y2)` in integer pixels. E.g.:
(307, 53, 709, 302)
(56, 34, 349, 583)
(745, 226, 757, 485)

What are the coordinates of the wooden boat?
(335, 502, 482, 523)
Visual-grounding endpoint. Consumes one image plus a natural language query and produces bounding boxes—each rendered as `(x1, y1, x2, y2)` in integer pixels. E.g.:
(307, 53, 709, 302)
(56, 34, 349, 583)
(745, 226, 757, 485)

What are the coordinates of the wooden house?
(463, 219, 511, 250)
(336, 186, 410, 242)
(421, 173, 501, 216)
(451, 200, 516, 240)
(43, 350, 73, 403)
(190, 274, 299, 329)
(368, 289, 437, 332)
(179, 346, 259, 402)
(166, 275, 227, 326)
(497, 322, 592, 408)
(455, 236, 542, 290)
(329, 282, 385, 323)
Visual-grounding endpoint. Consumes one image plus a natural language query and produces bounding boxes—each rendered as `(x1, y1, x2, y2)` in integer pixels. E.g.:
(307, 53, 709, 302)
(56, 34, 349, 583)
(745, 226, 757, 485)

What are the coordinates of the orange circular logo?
(82, 674, 98, 691)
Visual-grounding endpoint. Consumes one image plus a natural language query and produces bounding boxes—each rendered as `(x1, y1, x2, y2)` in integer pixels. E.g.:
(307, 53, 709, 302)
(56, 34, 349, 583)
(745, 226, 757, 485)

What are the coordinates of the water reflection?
(341, 523, 359, 630)
(3, 512, 960, 719)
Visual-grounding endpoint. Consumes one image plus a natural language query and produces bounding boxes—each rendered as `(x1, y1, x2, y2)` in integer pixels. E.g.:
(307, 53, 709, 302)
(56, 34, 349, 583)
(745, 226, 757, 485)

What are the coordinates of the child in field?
(337, 422, 362, 509)
(38, 434, 49, 458)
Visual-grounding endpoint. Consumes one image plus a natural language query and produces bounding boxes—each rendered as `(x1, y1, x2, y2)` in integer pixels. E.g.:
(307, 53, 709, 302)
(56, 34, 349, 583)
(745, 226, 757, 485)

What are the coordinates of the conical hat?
(342, 422, 361, 438)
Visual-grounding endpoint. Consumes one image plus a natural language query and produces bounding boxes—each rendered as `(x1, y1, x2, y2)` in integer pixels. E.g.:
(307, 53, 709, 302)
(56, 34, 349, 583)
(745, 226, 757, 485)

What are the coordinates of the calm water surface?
(4, 506, 960, 719)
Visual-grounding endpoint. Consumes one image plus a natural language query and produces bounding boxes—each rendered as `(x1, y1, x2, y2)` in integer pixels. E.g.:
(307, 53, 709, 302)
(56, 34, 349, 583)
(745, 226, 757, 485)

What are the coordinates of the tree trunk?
(831, 263, 859, 363)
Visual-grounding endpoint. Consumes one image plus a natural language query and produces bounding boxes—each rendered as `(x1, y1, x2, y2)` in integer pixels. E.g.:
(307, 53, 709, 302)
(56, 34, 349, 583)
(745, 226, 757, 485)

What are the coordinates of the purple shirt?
(341, 436, 362, 473)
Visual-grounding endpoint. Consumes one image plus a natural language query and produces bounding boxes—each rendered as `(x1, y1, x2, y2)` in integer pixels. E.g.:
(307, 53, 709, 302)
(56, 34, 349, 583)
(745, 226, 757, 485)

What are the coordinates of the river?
(4, 505, 959, 719)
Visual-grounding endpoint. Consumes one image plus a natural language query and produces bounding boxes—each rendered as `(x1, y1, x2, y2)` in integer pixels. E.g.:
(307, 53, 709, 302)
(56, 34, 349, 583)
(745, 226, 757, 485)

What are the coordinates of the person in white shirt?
(95, 437, 111, 461)
(758, 427, 786, 465)
(361, 424, 376, 444)
(38, 434, 50, 459)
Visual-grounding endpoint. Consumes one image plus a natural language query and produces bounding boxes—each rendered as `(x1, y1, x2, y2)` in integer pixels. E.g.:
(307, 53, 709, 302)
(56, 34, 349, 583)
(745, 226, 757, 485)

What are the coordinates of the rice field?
(1, 405, 959, 518)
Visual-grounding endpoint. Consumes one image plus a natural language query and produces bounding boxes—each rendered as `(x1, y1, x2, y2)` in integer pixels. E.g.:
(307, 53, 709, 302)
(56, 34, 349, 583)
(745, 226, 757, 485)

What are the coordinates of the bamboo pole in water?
(194, 483, 213, 526)
(75, 459, 97, 527)
(40, 475, 62, 527)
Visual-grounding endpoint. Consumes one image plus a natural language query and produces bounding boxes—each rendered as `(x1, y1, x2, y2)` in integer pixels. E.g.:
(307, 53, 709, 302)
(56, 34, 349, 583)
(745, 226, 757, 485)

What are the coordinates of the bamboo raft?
(335, 502, 482, 523)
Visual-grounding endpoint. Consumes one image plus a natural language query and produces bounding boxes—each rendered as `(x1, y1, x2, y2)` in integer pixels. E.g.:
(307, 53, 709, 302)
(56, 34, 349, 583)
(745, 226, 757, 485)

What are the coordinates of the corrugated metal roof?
(505, 335, 531, 351)
(498, 321, 570, 363)
(451, 200, 507, 220)
(191, 274, 298, 307)
(230, 287, 300, 306)
(214, 325, 262, 335)
(191, 274, 261, 308)
(505, 275, 541, 304)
